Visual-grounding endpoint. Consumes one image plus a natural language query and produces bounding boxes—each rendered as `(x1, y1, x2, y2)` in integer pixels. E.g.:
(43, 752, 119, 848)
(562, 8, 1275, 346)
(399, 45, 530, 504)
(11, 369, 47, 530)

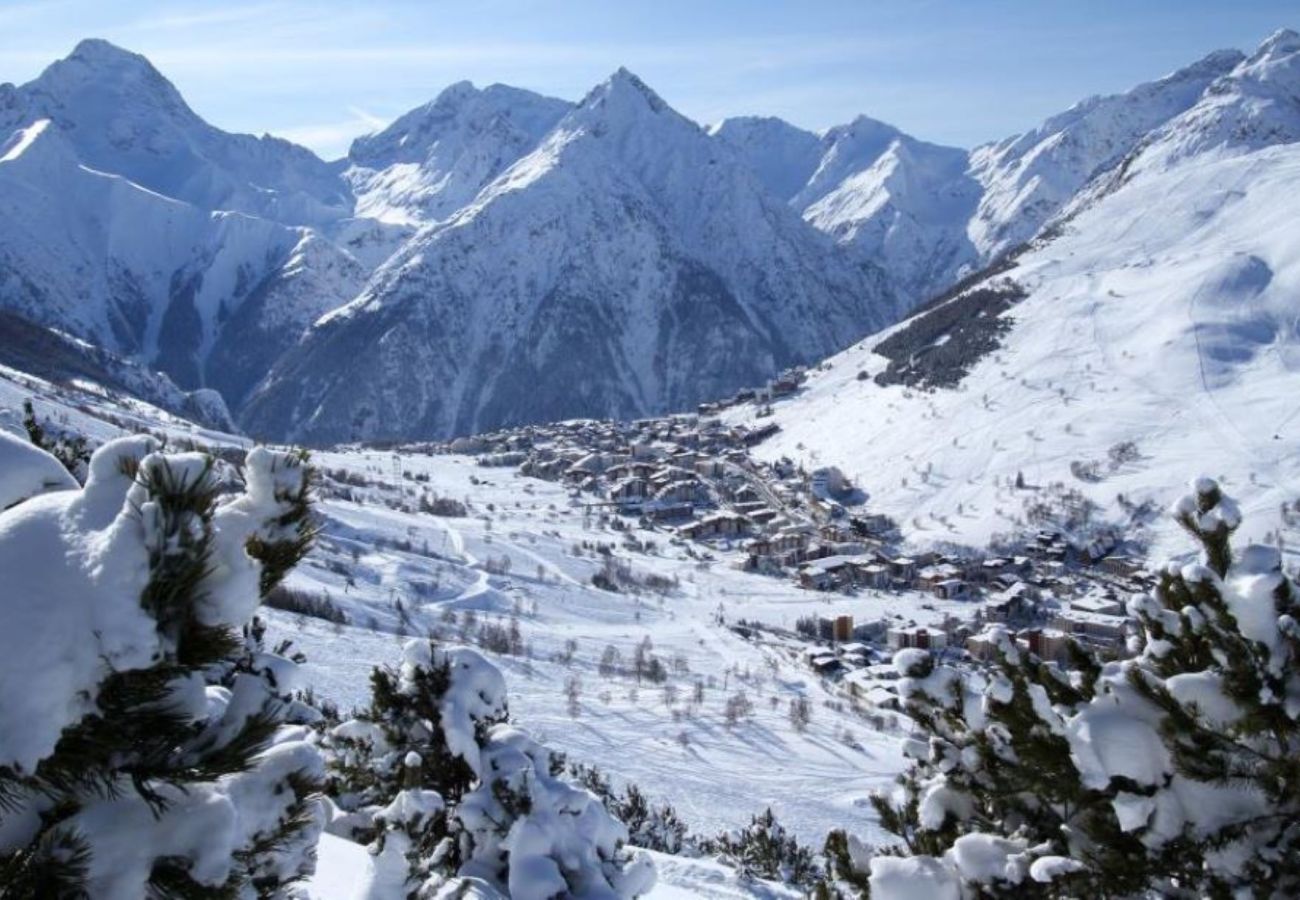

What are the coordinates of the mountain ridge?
(1, 33, 1295, 445)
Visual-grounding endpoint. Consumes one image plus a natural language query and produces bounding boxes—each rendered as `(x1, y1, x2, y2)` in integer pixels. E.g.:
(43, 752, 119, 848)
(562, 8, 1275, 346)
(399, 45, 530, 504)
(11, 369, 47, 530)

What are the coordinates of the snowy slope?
(967, 47, 1244, 259)
(714, 114, 980, 304)
(0, 366, 959, 872)
(707, 116, 823, 202)
(724, 32, 1300, 562)
(0, 117, 364, 397)
(242, 70, 897, 444)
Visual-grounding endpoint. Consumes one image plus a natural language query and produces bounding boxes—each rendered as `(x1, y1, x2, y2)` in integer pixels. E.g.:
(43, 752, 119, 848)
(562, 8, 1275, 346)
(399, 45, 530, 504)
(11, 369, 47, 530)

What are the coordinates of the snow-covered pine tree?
(22, 398, 91, 482)
(707, 807, 819, 888)
(327, 640, 656, 898)
(824, 476, 1300, 899)
(566, 763, 692, 854)
(0, 437, 324, 898)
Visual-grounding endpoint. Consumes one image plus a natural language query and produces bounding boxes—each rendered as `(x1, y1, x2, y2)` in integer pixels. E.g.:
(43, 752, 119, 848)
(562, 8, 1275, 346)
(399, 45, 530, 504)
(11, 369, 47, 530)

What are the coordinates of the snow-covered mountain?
(243, 69, 896, 443)
(714, 114, 980, 304)
(967, 46, 1245, 258)
(713, 47, 1256, 306)
(1, 39, 352, 227)
(725, 29, 1300, 560)
(345, 80, 572, 225)
(3, 34, 1298, 447)
(0, 115, 365, 401)
(0, 41, 372, 409)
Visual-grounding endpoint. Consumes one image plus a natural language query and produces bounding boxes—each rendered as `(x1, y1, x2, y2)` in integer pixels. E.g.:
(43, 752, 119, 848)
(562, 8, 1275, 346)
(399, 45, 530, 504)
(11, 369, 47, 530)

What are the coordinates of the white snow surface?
(727, 108, 1300, 563)
(0, 427, 76, 509)
(0, 372, 975, 896)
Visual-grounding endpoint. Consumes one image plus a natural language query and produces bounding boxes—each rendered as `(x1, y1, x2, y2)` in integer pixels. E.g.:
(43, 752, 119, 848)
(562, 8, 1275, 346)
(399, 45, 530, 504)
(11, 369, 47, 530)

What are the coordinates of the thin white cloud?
(268, 107, 393, 158)
(125, 3, 288, 32)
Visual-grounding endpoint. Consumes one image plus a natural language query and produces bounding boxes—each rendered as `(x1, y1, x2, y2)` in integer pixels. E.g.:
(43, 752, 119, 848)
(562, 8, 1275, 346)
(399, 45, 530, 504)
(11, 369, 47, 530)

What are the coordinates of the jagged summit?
(349, 79, 569, 169)
(65, 37, 164, 72)
(578, 67, 673, 117)
(29, 38, 192, 119)
(1254, 26, 1300, 59)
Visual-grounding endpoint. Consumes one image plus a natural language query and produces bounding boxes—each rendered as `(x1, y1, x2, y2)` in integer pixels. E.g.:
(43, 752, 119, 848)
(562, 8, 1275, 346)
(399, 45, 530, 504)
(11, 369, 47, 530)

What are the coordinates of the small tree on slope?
(0, 437, 323, 898)
(22, 399, 92, 483)
(824, 477, 1300, 899)
(327, 640, 656, 899)
(707, 807, 820, 888)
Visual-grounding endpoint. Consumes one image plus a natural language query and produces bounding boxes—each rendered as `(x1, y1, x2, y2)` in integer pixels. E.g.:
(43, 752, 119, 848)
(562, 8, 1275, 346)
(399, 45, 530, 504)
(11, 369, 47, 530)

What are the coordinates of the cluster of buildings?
(431, 401, 1157, 697)
(445, 411, 881, 572)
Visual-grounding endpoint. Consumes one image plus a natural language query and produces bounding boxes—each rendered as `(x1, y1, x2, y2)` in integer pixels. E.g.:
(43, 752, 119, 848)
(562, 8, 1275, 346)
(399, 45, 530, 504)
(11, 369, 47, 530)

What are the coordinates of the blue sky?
(0, 1, 1293, 159)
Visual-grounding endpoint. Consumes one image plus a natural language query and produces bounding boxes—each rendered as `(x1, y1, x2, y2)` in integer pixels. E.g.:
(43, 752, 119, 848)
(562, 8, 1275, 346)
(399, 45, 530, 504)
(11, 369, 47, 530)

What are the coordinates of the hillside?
(725, 31, 1300, 562)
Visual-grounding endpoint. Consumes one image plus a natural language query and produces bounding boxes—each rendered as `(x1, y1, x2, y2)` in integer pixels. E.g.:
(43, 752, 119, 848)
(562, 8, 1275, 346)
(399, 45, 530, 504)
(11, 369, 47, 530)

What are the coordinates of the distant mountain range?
(0, 33, 1294, 443)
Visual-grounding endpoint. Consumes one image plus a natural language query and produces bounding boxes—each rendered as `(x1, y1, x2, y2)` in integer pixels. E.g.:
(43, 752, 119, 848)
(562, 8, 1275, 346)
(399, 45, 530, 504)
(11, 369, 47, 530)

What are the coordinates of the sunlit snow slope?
(729, 32, 1300, 561)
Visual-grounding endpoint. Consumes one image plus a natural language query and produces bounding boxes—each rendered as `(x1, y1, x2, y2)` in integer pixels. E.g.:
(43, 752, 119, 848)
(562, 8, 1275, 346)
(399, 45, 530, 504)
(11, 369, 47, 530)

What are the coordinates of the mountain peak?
(581, 67, 670, 116)
(431, 79, 479, 107)
(63, 38, 168, 81)
(1256, 27, 1300, 58)
(33, 38, 188, 116)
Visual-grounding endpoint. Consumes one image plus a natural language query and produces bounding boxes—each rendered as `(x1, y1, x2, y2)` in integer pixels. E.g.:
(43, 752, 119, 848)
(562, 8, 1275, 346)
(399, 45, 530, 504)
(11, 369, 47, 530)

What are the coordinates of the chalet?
(605, 461, 656, 481)
(850, 513, 894, 537)
(993, 572, 1027, 592)
(1019, 628, 1073, 666)
(745, 422, 781, 445)
(889, 557, 917, 581)
(933, 578, 970, 600)
(838, 641, 872, 659)
(809, 653, 846, 678)
(769, 374, 801, 396)
(799, 564, 838, 591)
(1070, 592, 1125, 617)
(842, 671, 902, 709)
(917, 563, 963, 589)
(886, 626, 949, 652)
(607, 477, 649, 510)
(1099, 554, 1146, 580)
(985, 583, 1035, 623)
(810, 466, 847, 499)
(644, 501, 694, 522)
(819, 522, 855, 544)
(1050, 609, 1127, 652)
(653, 480, 707, 505)
(679, 511, 750, 541)
(695, 458, 725, 478)
(859, 563, 891, 589)
(797, 554, 872, 590)
(965, 632, 1001, 662)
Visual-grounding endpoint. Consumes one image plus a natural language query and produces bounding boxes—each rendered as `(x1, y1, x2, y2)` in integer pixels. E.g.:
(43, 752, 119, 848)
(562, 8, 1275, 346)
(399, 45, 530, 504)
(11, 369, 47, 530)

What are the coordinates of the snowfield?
(727, 140, 1300, 565)
(1, 366, 974, 897)
(271, 446, 954, 844)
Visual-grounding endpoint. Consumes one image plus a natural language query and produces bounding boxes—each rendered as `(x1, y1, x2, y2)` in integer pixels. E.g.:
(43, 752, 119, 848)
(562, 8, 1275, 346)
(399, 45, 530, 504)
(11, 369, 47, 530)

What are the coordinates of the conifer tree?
(824, 477, 1300, 899)
(0, 438, 323, 898)
(708, 808, 819, 888)
(22, 398, 91, 482)
(328, 641, 655, 898)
